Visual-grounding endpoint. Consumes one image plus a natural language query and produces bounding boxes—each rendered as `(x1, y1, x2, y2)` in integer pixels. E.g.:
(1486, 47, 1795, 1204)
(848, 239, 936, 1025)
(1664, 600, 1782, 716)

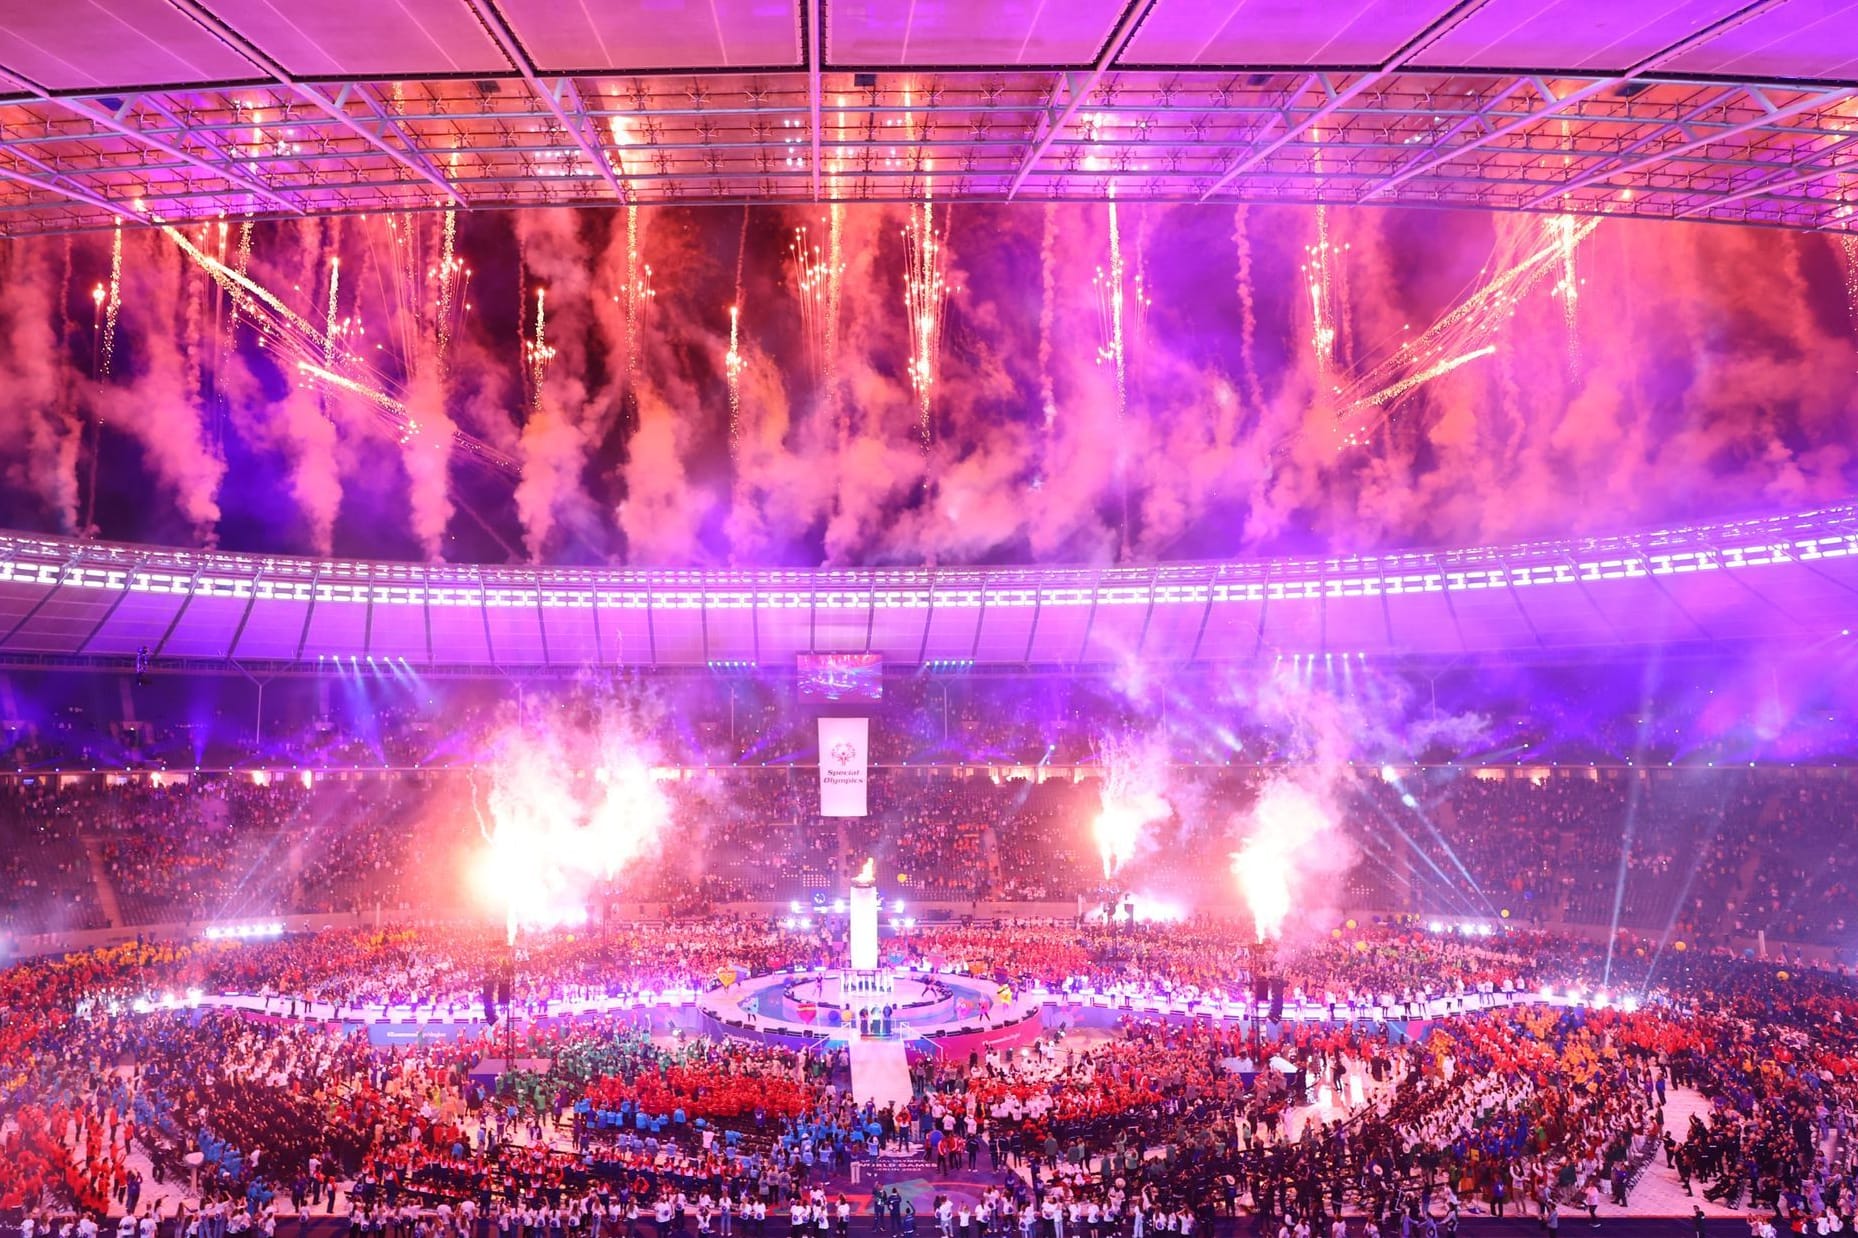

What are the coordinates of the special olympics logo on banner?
(818, 716, 869, 818)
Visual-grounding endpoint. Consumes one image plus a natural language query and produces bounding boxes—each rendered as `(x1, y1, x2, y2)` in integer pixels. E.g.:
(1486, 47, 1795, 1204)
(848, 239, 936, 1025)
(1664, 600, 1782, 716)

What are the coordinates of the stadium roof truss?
(0, 504, 1851, 673)
(0, 0, 1856, 235)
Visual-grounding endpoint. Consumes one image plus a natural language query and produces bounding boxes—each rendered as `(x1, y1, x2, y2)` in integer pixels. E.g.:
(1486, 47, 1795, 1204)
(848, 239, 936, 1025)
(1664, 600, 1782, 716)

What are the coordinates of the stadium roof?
(1, 0, 1857, 236)
(0, 504, 1852, 674)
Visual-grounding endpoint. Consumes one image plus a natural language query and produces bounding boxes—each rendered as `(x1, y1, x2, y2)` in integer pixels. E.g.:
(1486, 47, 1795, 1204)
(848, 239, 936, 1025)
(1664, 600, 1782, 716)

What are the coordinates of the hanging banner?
(818, 716, 869, 817)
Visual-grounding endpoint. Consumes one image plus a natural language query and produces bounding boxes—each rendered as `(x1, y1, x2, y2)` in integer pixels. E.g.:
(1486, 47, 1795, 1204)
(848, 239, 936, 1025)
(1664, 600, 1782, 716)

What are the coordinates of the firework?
(728, 205, 749, 462)
(1231, 780, 1336, 942)
(1301, 209, 1345, 378)
(323, 257, 341, 370)
(101, 225, 122, 376)
(1092, 195, 1130, 416)
(1091, 734, 1172, 880)
(1551, 214, 1583, 369)
(89, 285, 104, 375)
(624, 203, 646, 404)
(788, 221, 838, 387)
(165, 224, 325, 344)
(298, 361, 406, 422)
(525, 287, 554, 413)
(725, 304, 743, 454)
(1322, 214, 1600, 450)
(471, 705, 675, 945)
(1842, 233, 1858, 329)
(435, 208, 458, 370)
(903, 195, 952, 449)
(1350, 345, 1498, 413)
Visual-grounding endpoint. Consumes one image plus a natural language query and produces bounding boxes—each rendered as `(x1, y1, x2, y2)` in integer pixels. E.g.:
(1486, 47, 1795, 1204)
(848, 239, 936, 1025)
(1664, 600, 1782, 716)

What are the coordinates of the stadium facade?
(0, 503, 1850, 672)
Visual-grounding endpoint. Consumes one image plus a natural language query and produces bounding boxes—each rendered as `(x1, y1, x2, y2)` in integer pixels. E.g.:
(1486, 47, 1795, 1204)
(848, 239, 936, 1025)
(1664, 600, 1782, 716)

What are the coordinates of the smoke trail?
(103, 232, 226, 541)
(512, 210, 604, 560)
(826, 201, 845, 442)
(0, 243, 82, 531)
(181, 226, 207, 421)
(1232, 205, 1266, 417)
(617, 374, 711, 564)
(1038, 201, 1057, 432)
(727, 205, 749, 461)
(515, 405, 587, 561)
(250, 219, 345, 555)
(283, 387, 342, 555)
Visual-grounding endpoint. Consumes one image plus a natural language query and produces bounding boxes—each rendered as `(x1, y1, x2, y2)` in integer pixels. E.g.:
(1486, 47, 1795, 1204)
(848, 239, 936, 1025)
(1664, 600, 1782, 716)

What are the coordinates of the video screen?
(798, 652, 884, 703)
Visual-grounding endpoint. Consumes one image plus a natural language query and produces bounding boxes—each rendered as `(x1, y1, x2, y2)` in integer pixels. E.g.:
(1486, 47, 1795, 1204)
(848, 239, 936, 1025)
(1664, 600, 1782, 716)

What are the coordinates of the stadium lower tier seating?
(4, 763, 1855, 947)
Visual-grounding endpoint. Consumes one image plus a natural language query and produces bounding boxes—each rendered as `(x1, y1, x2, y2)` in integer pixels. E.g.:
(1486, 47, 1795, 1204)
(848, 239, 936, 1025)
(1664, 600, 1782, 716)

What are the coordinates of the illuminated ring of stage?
(696, 967, 1046, 1053)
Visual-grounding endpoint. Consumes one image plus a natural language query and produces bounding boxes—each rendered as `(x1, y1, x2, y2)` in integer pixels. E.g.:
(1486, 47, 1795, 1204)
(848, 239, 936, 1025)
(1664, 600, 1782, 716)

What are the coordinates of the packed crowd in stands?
(0, 917, 1855, 1238)
(6, 760, 1858, 955)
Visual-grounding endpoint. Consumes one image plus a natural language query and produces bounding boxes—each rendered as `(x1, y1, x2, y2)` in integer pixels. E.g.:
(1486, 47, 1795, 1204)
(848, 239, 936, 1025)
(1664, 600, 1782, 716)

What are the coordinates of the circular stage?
(696, 966, 1046, 1051)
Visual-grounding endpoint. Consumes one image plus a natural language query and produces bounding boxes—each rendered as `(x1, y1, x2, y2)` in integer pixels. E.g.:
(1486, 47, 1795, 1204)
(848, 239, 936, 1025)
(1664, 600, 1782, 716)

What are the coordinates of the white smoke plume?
(0, 242, 82, 531)
(513, 210, 607, 559)
(103, 232, 225, 542)
(401, 367, 456, 560)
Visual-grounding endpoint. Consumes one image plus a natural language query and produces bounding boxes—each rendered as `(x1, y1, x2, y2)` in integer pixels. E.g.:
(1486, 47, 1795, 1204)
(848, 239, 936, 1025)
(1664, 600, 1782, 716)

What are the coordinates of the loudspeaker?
(1268, 979, 1284, 1022)
(1253, 976, 1270, 1004)
(496, 977, 513, 1006)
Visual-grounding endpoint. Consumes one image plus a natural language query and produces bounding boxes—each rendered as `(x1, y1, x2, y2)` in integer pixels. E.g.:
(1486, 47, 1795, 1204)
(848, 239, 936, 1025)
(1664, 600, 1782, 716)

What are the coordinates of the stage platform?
(695, 966, 1048, 1052)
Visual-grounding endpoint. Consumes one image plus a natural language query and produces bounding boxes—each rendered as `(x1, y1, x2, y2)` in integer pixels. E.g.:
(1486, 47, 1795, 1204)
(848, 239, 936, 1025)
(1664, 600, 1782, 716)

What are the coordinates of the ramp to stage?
(849, 1033, 914, 1109)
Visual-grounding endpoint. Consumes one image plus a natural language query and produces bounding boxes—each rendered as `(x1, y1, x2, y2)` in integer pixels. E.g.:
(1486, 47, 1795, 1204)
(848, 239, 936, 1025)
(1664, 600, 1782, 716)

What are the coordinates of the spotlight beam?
(1604, 654, 1665, 986)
